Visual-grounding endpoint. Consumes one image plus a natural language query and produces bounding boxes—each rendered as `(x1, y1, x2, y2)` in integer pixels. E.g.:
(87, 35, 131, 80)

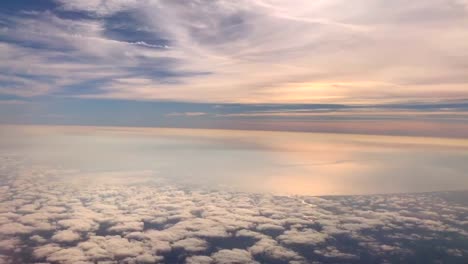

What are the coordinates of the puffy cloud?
(52, 230, 82, 243)
(136, 253, 163, 263)
(33, 244, 62, 259)
(78, 241, 112, 260)
(193, 226, 231, 238)
(42, 206, 68, 213)
(255, 223, 285, 232)
(17, 203, 39, 214)
(236, 229, 268, 240)
(186, 255, 214, 264)
(108, 221, 144, 233)
(0, 238, 20, 251)
(0, 222, 32, 235)
(278, 229, 329, 245)
(125, 231, 147, 241)
(46, 248, 87, 264)
(144, 229, 186, 243)
(57, 218, 98, 232)
(172, 237, 209, 253)
(30, 235, 47, 244)
(18, 212, 54, 226)
(249, 237, 302, 261)
(0, 157, 467, 263)
(79, 235, 144, 260)
(211, 249, 259, 264)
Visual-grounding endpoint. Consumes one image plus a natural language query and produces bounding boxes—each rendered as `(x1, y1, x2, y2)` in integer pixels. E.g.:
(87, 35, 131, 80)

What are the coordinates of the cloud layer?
(1, 0, 468, 104)
(0, 156, 467, 263)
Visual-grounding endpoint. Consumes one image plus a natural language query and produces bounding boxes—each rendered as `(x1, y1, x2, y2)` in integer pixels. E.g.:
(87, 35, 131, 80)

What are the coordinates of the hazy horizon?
(2, 124, 468, 196)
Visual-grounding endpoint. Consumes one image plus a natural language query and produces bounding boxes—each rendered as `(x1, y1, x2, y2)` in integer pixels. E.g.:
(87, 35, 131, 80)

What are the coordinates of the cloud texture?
(1, 0, 468, 104)
(0, 156, 467, 263)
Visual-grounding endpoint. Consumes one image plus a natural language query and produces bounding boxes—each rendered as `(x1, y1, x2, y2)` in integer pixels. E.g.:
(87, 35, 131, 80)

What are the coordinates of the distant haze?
(2, 125, 468, 196)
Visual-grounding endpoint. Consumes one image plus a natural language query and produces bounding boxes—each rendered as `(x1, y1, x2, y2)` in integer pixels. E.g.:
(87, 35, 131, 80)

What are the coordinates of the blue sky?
(1, 0, 468, 137)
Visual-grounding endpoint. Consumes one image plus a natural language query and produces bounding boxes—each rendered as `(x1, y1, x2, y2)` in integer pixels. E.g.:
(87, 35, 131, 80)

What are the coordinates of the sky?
(1, 0, 468, 137)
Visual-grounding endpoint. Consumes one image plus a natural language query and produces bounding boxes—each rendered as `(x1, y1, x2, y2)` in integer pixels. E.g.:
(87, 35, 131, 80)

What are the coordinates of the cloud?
(79, 235, 145, 260)
(186, 255, 214, 264)
(446, 248, 464, 257)
(0, 238, 20, 252)
(0, 156, 467, 263)
(54, 0, 141, 16)
(30, 235, 47, 244)
(313, 246, 359, 259)
(249, 237, 302, 261)
(211, 249, 258, 264)
(0, 223, 32, 235)
(167, 112, 208, 117)
(255, 223, 284, 232)
(52, 230, 82, 243)
(278, 229, 329, 245)
(33, 244, 63, 259)
(57, 219, 98, 232)
(0, 0, 467, 105)
(136, 253, 163, 263)
(46, 247, 87, 264)
(172, 237, 209, 253)
(107, 221, 144, 233)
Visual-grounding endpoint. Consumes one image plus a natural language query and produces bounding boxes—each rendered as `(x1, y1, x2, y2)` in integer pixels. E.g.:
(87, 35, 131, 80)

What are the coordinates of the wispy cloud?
(167, 112, 207, 117)
(0, 0, 467, 104)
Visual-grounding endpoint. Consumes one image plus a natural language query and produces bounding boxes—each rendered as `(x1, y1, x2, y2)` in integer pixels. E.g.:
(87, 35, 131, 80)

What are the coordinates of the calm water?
(1, 125, 468, 196)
